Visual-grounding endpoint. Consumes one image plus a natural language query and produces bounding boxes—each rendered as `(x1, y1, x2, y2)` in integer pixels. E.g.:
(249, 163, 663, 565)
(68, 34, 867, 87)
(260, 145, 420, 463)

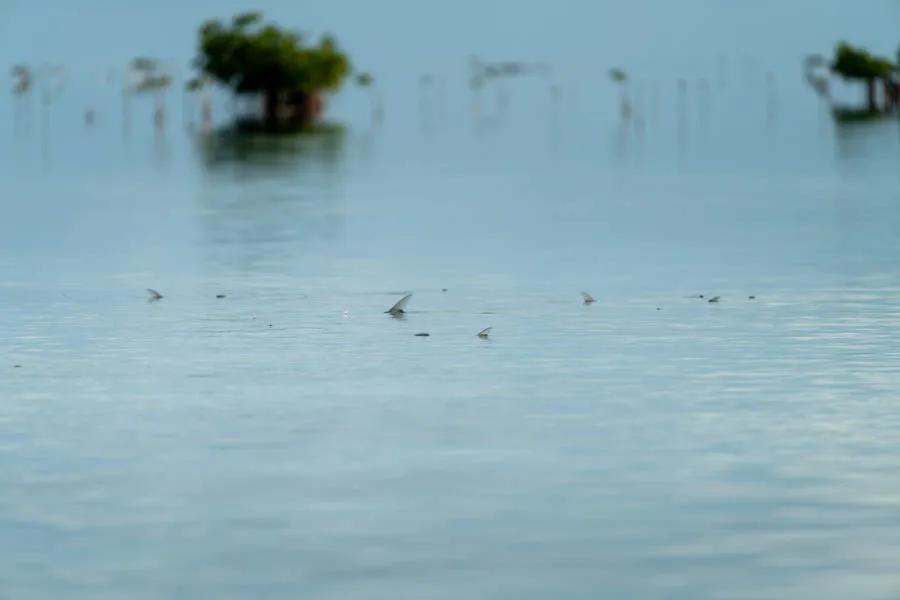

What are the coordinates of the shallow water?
(3, 2, 900, 599)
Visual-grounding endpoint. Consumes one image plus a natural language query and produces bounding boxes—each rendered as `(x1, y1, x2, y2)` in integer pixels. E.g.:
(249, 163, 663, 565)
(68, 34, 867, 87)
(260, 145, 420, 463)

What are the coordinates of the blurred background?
(0, 1, 898, 286)
(2, 2, 900, 599)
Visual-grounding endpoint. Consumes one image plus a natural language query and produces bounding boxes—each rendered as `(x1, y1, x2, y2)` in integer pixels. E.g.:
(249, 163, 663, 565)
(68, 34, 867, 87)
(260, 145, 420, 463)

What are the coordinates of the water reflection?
(833, 117, 900, 169)
(192, 128, 350, 274)
(196, 125, 348, 173)
(676, 78, 688, 158)
(4, 4, 900, 596)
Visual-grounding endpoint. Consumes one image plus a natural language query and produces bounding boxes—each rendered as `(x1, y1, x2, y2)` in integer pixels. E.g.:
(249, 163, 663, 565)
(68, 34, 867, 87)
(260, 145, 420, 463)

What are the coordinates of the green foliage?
(608, 68, 627, 84)
(127, 57, 171, 94)
(131, 57, 159, 73)
(135, 74, 172, 92)
(232, 12, 261, 29)
(196, 13, 351, 96)
(831, 42, 894, 80)
(11, 65, 31, 94)
(185, 77, 206, 92)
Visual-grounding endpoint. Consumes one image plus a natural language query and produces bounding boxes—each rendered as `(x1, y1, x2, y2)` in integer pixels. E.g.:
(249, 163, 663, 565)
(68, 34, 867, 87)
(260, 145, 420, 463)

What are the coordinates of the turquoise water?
(2, 2, 900, 598)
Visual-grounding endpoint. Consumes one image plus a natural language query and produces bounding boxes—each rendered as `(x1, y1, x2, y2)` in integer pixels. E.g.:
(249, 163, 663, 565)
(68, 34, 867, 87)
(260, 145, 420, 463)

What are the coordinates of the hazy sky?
(2, 0, 898, 77)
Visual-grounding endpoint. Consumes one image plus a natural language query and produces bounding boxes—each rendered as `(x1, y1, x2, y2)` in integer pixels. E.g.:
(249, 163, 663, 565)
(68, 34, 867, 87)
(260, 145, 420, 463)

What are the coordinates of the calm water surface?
(2, 2, 900, 598)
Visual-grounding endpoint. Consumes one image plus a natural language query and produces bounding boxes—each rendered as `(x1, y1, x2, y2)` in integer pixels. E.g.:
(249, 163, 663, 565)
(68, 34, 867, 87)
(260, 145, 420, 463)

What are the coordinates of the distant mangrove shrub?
(195, 12, 351, 127)
(830, 42, 898, 114)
